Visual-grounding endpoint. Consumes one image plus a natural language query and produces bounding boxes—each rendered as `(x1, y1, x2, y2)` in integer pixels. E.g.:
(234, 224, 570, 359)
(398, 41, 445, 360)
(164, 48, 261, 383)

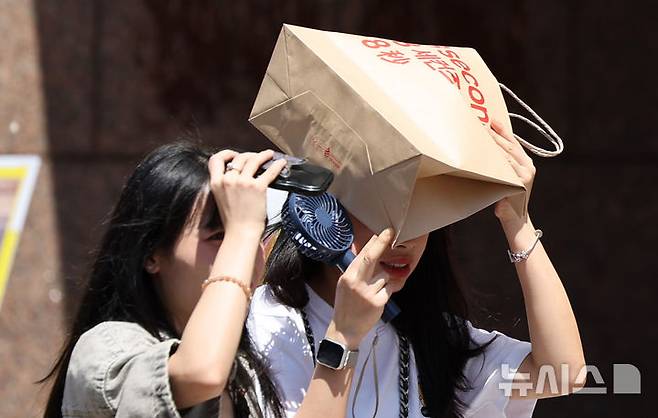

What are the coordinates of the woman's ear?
(144, 255, 160, 274)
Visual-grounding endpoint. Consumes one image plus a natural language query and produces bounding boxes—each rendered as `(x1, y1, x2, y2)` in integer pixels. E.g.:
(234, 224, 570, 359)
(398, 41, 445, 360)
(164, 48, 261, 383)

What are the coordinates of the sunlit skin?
(148, 187, 268, 335)
(310, 215, 429, 307)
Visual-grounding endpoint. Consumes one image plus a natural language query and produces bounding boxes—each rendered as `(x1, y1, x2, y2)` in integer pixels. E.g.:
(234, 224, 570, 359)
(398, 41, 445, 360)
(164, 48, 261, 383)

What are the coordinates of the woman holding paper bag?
(248, 121, 585, 418)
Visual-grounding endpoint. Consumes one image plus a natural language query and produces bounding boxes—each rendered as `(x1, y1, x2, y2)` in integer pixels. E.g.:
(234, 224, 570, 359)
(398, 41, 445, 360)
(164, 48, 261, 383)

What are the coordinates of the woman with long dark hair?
(40, 142, 288, 417)
(247, 122, 586, 417)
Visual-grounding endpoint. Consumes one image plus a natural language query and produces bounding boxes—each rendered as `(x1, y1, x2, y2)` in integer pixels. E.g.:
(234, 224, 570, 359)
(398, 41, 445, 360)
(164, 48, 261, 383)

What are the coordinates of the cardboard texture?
(250, 24, 527, 243)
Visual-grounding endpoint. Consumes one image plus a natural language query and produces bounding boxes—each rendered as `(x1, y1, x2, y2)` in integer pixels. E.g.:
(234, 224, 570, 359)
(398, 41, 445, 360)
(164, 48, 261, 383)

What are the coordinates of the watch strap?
(345, 348, 359, 368)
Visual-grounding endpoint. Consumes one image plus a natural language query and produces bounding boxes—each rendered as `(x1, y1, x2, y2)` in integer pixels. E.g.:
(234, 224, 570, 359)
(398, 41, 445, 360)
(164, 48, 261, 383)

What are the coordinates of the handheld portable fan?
(281, 192, 401, 323)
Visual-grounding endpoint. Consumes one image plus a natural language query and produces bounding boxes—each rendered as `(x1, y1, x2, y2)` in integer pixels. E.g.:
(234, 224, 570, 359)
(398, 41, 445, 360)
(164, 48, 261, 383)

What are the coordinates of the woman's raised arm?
(168, 150, 287, 408)
(490, 121, 586, 400)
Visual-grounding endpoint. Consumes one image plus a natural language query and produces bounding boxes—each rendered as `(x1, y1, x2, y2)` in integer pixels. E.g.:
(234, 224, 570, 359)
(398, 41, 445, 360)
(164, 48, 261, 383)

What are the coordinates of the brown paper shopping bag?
(249, 24, 562, 243)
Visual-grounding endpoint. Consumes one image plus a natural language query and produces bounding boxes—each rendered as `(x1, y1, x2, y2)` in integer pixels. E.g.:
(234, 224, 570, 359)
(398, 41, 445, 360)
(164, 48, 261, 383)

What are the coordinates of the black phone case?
(259, 160, 334, 195)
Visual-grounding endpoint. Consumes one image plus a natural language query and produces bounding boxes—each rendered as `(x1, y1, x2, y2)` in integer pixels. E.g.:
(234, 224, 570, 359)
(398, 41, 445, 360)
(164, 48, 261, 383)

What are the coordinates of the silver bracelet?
(507, 229, 543, 263)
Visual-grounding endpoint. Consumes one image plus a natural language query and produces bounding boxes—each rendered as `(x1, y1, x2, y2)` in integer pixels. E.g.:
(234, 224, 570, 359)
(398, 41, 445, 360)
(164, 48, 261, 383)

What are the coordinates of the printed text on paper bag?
(361, 39, 490, 124)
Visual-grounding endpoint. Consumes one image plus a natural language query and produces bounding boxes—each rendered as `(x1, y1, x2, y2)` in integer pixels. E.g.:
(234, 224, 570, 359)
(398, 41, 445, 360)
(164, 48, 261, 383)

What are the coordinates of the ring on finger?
(226, 162, 241, 173)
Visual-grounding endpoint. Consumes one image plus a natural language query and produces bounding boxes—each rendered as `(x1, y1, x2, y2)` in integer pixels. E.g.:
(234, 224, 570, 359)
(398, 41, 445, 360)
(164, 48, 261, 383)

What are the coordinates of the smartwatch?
(316, 338, 359, 370)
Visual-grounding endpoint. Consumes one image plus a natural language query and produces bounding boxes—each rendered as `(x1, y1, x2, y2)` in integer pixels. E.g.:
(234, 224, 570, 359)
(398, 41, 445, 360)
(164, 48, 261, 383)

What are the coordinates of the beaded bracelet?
(201, 276, 252, 301)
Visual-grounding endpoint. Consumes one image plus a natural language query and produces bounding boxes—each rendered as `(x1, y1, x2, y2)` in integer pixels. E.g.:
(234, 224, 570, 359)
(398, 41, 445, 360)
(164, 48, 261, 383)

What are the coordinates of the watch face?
(317, 339, 345, 369)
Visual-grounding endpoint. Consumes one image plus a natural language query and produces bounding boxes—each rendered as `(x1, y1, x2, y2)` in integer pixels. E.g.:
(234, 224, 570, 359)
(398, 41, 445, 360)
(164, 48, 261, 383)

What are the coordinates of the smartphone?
(259, 152, 334, 195)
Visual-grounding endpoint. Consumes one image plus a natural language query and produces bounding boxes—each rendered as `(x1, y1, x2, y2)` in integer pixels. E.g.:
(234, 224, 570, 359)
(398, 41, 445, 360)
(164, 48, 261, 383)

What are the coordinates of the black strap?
(300, 308, 316, 365)
(398, 333, 410, 418)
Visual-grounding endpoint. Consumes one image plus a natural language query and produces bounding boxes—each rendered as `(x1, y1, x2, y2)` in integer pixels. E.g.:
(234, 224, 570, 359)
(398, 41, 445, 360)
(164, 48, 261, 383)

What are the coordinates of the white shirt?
(247, 285, 537, 418)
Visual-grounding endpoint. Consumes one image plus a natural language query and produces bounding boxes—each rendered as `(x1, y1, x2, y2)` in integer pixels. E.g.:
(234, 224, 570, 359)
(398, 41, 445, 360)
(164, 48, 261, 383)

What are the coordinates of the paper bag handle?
(499, 83, 565, 158)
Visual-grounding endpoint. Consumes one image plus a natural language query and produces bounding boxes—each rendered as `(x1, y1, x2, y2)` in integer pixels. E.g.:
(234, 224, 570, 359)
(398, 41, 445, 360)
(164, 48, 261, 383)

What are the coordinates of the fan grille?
(281, 193, 353, 263)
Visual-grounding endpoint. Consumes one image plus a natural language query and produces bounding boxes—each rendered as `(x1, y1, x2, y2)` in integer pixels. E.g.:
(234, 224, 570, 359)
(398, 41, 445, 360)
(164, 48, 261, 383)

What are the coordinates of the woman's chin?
(387, 277, 409, 294)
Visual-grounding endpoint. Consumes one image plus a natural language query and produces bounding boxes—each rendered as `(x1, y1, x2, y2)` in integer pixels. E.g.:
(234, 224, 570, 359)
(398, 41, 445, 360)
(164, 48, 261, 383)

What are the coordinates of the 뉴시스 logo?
(498, 363, 641, 396)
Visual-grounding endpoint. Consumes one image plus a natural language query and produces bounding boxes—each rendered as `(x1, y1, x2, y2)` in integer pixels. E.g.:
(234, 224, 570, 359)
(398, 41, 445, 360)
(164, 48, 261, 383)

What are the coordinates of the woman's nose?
(393, 240, 413, 250)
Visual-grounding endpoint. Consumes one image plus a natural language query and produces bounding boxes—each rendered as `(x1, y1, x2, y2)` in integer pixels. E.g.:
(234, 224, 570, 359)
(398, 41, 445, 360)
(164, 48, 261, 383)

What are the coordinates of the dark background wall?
(0, 1, 655, 416)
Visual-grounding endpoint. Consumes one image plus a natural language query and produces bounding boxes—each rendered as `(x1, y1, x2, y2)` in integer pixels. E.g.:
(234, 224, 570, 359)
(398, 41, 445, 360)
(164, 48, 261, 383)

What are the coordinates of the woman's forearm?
(293, 325, 357, 418)
(294, 366, 354, 418)
(501, 215, 586, 396)
(169, 229, 262, 407)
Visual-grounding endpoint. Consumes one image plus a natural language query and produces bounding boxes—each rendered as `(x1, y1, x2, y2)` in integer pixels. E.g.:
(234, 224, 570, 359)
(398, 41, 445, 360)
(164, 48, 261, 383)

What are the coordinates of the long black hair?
(264, 224, 494, 418)
(40, 141, 284, 418)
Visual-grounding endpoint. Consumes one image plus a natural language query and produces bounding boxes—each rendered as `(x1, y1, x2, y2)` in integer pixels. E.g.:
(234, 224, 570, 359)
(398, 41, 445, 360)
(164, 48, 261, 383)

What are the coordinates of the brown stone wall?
(0, 1, 62, 416)
(0, 1, 654, 416)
